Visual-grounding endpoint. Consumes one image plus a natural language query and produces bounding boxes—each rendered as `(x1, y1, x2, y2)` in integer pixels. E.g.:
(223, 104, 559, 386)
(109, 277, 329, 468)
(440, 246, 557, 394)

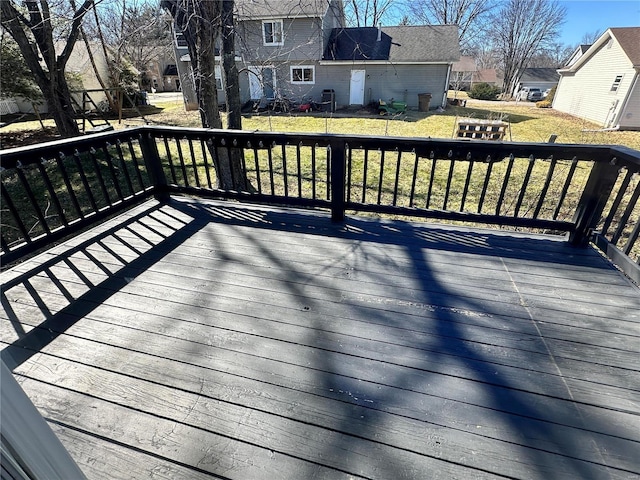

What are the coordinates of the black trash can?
(418, 93, 432, 112)
(322, 89, 336, 112)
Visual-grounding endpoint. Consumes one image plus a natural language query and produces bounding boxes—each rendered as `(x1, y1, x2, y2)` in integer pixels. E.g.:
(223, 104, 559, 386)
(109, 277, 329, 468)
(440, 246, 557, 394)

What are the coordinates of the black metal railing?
(2, 126, 639, 282)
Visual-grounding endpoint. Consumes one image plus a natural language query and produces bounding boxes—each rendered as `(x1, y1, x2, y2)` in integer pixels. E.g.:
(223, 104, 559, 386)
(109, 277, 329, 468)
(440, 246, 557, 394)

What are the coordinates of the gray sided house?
(320, 25, 460, 109)
(170, 0, 459, 111)
(234, 0, 344, 104)
(553, 27, 640, 131)
(512, 68, 559, 98)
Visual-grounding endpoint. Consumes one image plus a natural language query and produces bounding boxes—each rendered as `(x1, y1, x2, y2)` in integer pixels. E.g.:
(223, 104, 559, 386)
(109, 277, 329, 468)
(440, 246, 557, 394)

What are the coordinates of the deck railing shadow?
(0, 201, 208, 371)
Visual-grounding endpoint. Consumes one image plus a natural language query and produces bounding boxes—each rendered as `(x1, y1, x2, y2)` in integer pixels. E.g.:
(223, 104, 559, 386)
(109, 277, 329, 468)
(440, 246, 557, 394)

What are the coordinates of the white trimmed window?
(611, 75, 623, 92)
(262, 20, 284, 45)
(290, 66, 315, 84)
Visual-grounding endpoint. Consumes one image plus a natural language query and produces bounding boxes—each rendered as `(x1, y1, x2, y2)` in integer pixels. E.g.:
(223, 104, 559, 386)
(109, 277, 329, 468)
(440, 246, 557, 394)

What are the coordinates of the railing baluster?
(1, 183, 30, 243)
(460, 162, 473, 212)
(162, 137, 178, 184)
(495, 155, 515, 215)
(477, 161, 494, 213)
(175, 138, 189, 187)
(188, 139, 201, 188)
(252, 144, 262, 194)
(443, 159, 455, 210)
(409, 152, 419, 208)
(200, 139, 213, 189)
(114, 141, 134, 196)
(533, 158, 557, 219)
(426, 156, 436, 209)
(15, 165, 50, 235)
(514, 156, 536, 217)
(281, 143, 288, 197)
(553, 157, 578, 220)
(71, 151, 96, 215)
(311, 145, 317, 200)
(36, 160, 68, 226)
(392, 150, 402, 207)
(126, 138, 146, 190)
(601, 169, 633, 235)
(101, 145, 124, 201)
(326, 145, 331, 201)
(88, 148, 112, 206)
(611, 183, 640, 245)
(622, 215, 640, 256)
(297, 143, 303, 198)
(267, 144, 275, 195)
(361, 149, 368, 203)
(377, 150, 386, 205)
(346, 145, 352, 203)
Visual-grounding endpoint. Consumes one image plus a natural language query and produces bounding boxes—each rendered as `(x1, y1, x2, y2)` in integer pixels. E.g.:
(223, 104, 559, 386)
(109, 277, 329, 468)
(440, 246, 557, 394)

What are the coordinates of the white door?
(248, 66, 276, 100)
(349, 70, 366, 105)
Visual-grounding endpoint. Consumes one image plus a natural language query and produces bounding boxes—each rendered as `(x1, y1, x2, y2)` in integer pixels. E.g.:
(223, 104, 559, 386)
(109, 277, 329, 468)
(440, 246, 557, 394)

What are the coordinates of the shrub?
(468, 83, 502, 101)
(536, 100, 552, 108)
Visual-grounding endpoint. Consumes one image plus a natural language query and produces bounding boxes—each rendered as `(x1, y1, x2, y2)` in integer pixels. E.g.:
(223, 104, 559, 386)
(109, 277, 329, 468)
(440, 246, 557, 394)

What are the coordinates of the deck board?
(2, 197, 639, 479)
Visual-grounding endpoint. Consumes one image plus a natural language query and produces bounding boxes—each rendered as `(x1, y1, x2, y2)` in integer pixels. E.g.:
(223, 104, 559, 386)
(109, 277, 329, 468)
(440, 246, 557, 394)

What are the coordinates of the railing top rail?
(1, 126, 639, 170)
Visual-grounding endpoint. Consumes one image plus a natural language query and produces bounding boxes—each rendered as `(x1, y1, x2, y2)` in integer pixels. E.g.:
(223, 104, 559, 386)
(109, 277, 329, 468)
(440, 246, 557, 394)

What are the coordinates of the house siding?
(317, 64, 450, 108)
(238, 63, 450, 109)
(239, 18, 323, 63)
(553, 38, 637, 127)
(615, 75, 640, 130)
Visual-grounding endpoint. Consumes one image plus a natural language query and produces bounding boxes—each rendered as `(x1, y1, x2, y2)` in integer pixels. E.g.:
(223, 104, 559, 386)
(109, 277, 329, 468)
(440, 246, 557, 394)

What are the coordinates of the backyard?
(2, 93, 640, 150)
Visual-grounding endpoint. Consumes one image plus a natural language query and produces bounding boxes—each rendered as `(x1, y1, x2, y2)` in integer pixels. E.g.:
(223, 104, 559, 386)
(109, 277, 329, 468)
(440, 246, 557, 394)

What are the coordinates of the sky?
(558, 0, 640, 46)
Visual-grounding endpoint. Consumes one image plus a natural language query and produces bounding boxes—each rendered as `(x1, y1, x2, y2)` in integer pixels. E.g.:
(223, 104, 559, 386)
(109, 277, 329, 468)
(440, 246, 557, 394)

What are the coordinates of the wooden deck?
(1, 197, 639, 480)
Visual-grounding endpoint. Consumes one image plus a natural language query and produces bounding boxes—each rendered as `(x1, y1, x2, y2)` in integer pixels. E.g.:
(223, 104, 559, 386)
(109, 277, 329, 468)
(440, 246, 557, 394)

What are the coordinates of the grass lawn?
(2, 96, 640, 150)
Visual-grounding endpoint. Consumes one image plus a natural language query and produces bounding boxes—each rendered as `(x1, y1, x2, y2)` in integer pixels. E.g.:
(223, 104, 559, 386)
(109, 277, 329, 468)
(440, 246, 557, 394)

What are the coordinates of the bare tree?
(344, 0, 397, 27)
(163, 0, 248, 191)
(405, 0, 497, 52)
(491, 0, 566, 95)
(1, 0, 95, 137)
(580, 29, 602, 45)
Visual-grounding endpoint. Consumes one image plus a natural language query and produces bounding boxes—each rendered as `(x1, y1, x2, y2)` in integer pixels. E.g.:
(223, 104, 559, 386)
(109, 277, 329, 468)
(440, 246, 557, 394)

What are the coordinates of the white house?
(553, 27, 640, 130)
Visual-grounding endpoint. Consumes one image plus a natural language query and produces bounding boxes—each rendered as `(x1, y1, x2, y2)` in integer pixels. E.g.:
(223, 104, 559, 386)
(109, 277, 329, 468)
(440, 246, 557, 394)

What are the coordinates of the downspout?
(443, 63, 452, 108)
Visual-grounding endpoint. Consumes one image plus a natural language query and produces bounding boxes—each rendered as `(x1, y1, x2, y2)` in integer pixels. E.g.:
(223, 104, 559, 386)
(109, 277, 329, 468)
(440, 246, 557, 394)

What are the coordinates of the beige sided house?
(553, 27, 640, 130)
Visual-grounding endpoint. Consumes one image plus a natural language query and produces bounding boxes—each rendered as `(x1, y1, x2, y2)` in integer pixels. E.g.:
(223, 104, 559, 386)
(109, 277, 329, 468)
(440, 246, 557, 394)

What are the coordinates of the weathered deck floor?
(2, 197, 639, 479)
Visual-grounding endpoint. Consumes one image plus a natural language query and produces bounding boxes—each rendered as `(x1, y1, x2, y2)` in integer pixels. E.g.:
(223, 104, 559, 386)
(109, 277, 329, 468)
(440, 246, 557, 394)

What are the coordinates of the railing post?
(330, 139, 346, 222)
(569, 159, 620, 246)
(138, 131, 169, 201)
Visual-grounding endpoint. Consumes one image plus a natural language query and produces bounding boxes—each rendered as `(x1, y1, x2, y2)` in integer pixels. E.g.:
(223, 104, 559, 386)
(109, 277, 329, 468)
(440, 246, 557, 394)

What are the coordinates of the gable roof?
(323, 25, 459, 63)
(610, 27, 640, 67)
(323, 27, 392, 61)
(235, 0, 332, 20)
(519, 68, 560, 83)
(385, 25, 459, 63)
(473, 69, 498, 84)
(452, 55, 476, 73)
(560, 27, 640, 73)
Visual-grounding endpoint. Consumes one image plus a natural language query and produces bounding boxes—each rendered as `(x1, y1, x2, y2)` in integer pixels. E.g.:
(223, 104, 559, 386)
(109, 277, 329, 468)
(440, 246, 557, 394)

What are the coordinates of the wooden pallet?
(455, 117, 509, 140)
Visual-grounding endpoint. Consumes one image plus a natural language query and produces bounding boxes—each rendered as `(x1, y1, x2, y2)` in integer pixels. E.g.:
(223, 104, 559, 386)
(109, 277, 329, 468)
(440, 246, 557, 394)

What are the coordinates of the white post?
(1, 361, 87, 480)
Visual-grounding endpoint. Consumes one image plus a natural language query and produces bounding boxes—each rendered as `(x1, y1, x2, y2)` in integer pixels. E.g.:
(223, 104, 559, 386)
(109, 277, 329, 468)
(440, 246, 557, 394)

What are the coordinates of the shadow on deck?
(1, 197, 639, 479)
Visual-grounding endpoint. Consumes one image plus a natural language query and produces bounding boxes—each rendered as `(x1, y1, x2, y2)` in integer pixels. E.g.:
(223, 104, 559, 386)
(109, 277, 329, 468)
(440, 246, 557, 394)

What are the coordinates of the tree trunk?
(43, 69, 81, 137)
(0, 0, 95, 138)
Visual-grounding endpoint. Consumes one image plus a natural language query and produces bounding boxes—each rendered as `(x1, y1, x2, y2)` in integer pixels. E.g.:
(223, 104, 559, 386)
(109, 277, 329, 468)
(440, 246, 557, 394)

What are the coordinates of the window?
(262, 20, 283, 45)
(611, 75, 623, 92)
(290, 66, 315, 84)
